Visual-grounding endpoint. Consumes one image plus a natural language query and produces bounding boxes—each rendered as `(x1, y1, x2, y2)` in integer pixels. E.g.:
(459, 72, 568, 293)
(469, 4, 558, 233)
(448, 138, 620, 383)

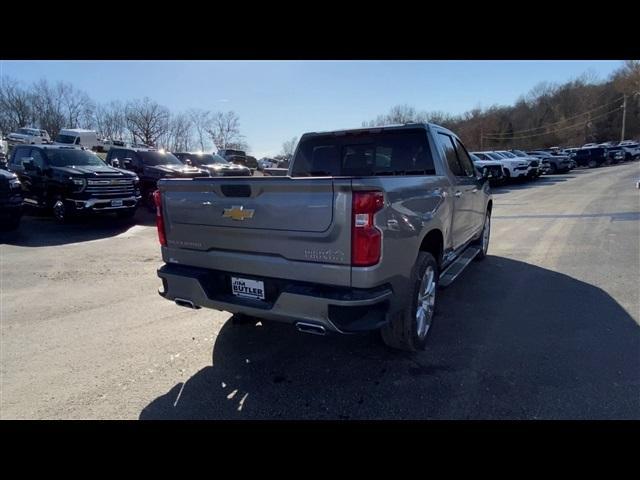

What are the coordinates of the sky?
(0, 60, 624, 158)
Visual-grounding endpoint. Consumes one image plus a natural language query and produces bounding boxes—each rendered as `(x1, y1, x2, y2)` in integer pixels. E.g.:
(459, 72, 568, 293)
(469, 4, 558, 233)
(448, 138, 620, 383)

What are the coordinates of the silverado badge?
(223, 205, 255, 221)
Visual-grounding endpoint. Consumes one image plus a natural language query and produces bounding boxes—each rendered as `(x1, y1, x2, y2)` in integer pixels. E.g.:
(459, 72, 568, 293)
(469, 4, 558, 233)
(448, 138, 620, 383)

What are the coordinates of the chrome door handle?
(472, 188, 478, 193)
(454, 191, 463, 198)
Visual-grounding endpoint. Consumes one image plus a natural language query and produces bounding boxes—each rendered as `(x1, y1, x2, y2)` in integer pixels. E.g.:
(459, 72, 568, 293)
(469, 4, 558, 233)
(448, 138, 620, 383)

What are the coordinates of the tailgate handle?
(221, 184, 251, 197)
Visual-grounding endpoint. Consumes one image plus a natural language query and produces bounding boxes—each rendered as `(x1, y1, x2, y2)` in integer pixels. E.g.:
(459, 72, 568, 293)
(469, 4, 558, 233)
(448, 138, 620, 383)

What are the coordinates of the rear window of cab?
(291, 129, 435, 177)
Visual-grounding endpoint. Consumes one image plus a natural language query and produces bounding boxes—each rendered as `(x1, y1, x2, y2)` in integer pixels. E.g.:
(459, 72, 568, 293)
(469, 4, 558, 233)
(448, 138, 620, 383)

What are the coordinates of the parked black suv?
(605, 146, 629, 163)
(173, 152, 251, 176)
(105, 147, 209, 208)
(573, 147, 608, 168)
(0, 168, 23, 230)
(526, 151, 572, 174)
(218, 149, 258, 173)
(8, 145, 140, 222)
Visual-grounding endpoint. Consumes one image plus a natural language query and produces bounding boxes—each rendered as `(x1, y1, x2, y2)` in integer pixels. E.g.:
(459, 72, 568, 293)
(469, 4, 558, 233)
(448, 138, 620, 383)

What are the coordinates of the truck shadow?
(491, 176, 572, 194)
(139, 256, 640, 420)
(0, 208, 156, 247)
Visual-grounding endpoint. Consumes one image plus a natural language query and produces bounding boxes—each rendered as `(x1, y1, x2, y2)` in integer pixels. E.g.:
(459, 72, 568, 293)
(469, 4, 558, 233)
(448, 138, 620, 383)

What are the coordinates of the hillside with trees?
(362, 61, 640, 151)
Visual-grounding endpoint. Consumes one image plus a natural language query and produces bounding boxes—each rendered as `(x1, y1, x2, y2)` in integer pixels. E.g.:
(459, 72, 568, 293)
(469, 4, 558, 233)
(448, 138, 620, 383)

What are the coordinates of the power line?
(483, 95, 624, 138)
(483, 106, 622, 141)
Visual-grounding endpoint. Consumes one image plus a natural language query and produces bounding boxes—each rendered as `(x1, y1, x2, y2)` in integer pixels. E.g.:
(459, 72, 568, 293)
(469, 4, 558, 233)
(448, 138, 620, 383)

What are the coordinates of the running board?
(439, 247, 481, 287)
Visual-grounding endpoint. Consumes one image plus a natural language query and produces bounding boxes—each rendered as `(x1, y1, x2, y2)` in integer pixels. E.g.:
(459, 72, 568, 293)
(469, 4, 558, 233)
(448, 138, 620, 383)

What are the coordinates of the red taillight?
(351, 191, 384, 267)
(153, 189, 167, 246)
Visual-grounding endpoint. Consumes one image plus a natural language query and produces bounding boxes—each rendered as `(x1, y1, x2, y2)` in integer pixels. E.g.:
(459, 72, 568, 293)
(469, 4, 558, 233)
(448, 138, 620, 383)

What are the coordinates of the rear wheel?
(381, 252, 438, 352)
(473, 210, 491, 261)
(548, 163, 557, 174)
(588, 159, 598, 168)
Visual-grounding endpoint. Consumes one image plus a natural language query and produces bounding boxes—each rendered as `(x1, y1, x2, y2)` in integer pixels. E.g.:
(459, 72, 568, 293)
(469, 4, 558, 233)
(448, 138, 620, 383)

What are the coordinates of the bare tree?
(281, 136, 298, 160)
(125, 97, 170, 146)
(60, 83, 94, 128)
(362, 104, 430, 127)
(0, 76, 34, 134)
(158, 112, 194, 152)
(225, 140, 250, 152)
(30, 79, 66, 138)
(93, 101, 128, 141)
(206, 111, 245, 151)
(188, 109, 212, 151)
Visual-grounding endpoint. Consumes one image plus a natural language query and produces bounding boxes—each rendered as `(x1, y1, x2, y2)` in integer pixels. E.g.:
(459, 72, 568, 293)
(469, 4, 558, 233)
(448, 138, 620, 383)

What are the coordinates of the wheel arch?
(419, 228, 444, 267)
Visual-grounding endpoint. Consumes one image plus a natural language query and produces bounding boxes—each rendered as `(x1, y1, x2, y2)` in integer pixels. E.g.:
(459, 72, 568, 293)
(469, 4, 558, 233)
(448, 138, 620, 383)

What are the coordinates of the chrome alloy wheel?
(416, 265, 436, 338)
(482, 214, 491, 255)
(53, 200, 66, 221)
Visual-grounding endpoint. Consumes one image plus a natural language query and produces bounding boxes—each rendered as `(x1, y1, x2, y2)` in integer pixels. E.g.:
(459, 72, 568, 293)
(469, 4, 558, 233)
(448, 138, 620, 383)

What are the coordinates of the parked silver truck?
(155, 123, 493, 351)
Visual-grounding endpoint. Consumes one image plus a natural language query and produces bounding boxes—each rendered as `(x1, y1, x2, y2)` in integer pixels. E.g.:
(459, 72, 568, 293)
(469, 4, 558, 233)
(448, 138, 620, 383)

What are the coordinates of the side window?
(128, 152, 143, 169)
(30, 149, 46, 169)
(11, 147, 30, 166)
(435, 133, 464, 177)
(453, 139, 476, 177)
(106, 148, 118, 164)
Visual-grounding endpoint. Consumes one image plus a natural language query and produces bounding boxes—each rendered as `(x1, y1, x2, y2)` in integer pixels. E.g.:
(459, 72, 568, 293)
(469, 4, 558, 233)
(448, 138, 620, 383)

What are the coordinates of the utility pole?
(480, 128, 483, 150)
(620, 94, 627, 142)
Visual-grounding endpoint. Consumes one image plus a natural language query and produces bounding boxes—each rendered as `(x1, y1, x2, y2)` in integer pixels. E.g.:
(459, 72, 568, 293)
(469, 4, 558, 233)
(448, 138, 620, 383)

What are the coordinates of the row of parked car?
(0, 143, 267, 230)
(467, 140, 640, 186)
(1, 134, 639, 232)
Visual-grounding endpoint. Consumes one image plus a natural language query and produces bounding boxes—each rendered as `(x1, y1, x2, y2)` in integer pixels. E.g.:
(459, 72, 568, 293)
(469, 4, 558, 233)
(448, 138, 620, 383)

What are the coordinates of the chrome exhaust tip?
(295, 322, 327, 336)
(174, 298, 200, 309)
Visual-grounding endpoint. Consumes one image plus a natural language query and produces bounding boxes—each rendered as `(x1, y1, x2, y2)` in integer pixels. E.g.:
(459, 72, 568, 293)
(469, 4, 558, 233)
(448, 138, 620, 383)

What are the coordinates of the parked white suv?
(471, 151, 530, 180)
(7, 127, 51, 145)
(619, 140, 640, 159)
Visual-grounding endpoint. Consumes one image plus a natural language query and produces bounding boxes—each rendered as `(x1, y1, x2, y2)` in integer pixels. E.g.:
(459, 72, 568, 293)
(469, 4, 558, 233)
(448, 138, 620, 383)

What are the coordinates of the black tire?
(0, 216, 20, 231)
(144, 189, 156, 212)
(230, 313, 259, 326)
(380, 252, 438, 352)
(116, 208, 137, 220)
(588, 159, 598, 168)
(52, 198, 74, 223)
(548, 163, 557, 174)
(472, 210, 491, 261)
(503, 169, 511, 182)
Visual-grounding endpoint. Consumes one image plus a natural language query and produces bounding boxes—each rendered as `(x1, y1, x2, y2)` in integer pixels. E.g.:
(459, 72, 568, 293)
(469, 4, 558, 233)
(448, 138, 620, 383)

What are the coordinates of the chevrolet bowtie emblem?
(222, 205, 255, 221)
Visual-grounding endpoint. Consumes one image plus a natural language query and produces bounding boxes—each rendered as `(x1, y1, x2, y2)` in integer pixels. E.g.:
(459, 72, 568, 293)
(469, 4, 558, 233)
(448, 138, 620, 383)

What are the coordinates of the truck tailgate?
(158, 177, 352, 285)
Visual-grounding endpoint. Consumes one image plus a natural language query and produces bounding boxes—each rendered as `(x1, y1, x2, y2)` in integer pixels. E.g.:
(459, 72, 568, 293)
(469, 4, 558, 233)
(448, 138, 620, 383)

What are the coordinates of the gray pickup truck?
(155, 123, 493, 351)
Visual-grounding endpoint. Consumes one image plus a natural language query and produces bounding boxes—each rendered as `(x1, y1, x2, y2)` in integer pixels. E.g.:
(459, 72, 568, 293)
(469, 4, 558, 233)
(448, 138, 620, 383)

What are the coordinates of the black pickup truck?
(8, 144, 140, 222)
(105, 147, 209, 209)
(218, 149, 258, 173)
(0, 168, 23, 230)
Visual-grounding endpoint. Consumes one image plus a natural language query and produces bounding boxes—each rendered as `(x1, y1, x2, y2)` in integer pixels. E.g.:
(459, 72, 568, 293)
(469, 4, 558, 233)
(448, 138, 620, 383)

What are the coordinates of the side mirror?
(123, 159, 133, 169)
(477, 168, 490, 182)
(22, 158, 35, 171)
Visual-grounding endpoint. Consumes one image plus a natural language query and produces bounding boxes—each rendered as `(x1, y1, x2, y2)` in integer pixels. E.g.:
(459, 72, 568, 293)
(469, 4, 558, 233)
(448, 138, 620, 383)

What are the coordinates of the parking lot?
(1, 162, 639, 419)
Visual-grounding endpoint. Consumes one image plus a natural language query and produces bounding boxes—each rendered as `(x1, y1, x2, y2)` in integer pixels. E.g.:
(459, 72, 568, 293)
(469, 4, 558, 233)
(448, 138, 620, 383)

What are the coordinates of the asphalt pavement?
(1, 162, 638, 419)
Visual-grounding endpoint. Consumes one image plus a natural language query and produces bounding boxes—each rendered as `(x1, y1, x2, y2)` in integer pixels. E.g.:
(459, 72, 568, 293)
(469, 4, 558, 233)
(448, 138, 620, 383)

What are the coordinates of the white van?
(55, 129, 104, 151)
